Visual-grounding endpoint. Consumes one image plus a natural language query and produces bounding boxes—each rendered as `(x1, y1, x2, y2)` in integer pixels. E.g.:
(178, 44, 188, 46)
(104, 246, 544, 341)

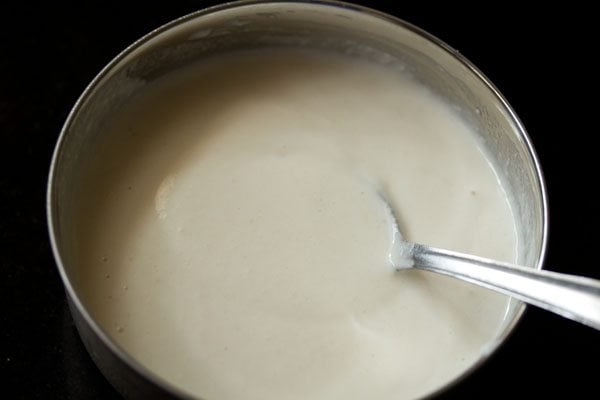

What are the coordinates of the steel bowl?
(47, 1, 548, 398)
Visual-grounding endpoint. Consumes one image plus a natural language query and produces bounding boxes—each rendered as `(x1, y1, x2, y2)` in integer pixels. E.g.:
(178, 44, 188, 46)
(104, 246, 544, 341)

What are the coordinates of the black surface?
(1, 1, 598, 399)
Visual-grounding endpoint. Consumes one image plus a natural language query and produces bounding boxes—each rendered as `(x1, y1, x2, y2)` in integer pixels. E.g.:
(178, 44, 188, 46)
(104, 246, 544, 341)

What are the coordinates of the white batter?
(75, 49, 517, 399)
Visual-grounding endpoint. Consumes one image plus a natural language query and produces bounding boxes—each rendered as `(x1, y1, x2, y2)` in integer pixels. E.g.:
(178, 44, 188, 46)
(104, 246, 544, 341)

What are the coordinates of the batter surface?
(75, 49, 517, 399)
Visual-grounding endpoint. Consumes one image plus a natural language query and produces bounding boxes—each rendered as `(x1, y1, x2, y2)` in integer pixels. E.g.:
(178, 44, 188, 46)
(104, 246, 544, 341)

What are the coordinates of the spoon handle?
(410, 243, 600, 330)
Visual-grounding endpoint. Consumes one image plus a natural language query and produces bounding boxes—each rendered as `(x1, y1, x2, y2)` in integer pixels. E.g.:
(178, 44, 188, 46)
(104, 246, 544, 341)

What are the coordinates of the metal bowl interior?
(47, 1, 548, 398)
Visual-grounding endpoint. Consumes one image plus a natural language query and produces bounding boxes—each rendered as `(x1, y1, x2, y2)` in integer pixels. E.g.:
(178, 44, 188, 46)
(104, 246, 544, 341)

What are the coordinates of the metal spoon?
(383, 197, 600, 331)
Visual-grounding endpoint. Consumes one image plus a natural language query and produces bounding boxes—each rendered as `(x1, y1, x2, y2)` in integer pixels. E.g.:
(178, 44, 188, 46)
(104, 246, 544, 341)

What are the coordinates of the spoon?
(382, 197, 600, 331)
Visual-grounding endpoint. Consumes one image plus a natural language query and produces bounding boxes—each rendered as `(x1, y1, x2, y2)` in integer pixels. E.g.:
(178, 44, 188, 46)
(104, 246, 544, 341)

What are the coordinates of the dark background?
(1, 1, 598, 398)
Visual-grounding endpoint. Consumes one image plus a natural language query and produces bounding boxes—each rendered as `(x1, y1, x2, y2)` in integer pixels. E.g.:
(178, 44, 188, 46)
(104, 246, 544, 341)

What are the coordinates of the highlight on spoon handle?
(410, 244, 600, 331)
